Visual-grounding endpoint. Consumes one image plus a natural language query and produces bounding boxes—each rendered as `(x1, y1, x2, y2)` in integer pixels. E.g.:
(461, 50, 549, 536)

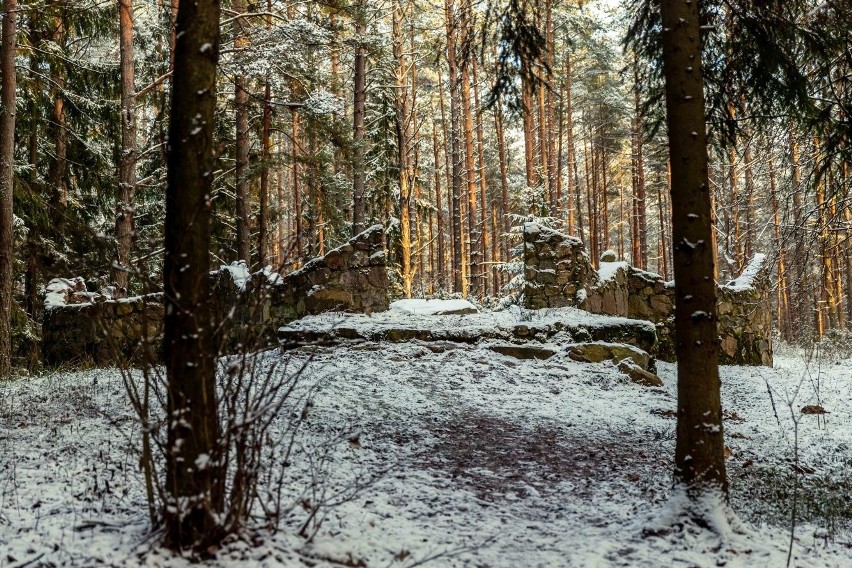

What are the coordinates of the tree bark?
(660, 0, 727, 499)
(461, 61, 479, 297)
(0, 0, 16, 377)
(49, 15, 67, 228)
(432, 120, 445, 291)
(472, 58, 489, 295)
(494, 96, 510, 282)
(163, 0, 222, 548)
(393, 0, 414, 298)
(445, 0, 463, 293)
(115, 0, 137, 291)
(351, 0, 367, 235)
(233, 0, 251, 264)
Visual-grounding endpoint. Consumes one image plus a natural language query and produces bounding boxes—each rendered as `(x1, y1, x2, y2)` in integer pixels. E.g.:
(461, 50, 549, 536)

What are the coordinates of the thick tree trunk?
(0, 0, 16, 377)
(660, 0, 727, 499)
(114, 0, 137, 291)
(163, 0, 222, 548)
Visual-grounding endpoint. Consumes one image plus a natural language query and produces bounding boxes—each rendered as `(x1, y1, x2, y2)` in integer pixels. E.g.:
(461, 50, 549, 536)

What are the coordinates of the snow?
(280, 304, 657, 341)
(44, 277, 82, 308)
(3, 317, 852, 566)
(597, 261, 629, 283)
(390, 298, 478, 315)
(523, 221, 583, 246)
(218, 261, 250, 291)
(724, 253, 767, 291)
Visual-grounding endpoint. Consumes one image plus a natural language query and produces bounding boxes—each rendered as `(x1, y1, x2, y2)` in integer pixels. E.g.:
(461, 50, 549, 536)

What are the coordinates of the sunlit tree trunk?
(114, 0, 137, 291)
(472, 58, 489, 295)
(460, 56, 479, 296)
(393, 0, 414, 298)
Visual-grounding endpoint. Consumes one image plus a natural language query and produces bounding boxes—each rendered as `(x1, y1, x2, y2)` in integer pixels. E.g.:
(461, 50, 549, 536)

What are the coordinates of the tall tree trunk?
(0, 0, 16, 377)
(657, 167, 669, 280)
(632, 58, 647, 269)
(461, 62, 479, 297)
(743, 138, 755, 262)
(472, 57, 488, 296)
(769, 158, 791, 341)
(563, 48, 578, 235)
(494, 97, 510, 280)
(544, 0, 557, 212)
(445, 0, 463, 293)
(351, 0, 367, 235)
(393, 0, 414, 297)
(258, 82, 271, 267)
(291, 108, 302, 265)
(727, 131, 742, 273)
(789, 131, 804, 338)
(163, 0, 222, 547)
(660, 0, 727, 500)
(49, 15, 67, 229)
(432, 120, 445, 291)
(233, 0, 251, 263)
(601, 145, 609, 252)
(115, 0, 137, 291)
(257, 2, 272, 267)
(522, 82, 537, 190)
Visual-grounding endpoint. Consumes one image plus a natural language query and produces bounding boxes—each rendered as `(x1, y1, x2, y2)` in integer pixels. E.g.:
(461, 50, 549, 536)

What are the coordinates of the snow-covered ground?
(2, 310, 852, 567)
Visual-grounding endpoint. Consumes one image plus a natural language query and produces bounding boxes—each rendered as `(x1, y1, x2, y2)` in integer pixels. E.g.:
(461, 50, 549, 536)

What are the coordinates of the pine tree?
(163, 0, 222, 548)
(660, 0, 727, 502)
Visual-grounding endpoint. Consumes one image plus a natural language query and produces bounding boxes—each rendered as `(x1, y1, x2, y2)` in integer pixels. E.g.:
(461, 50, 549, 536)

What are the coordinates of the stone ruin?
(523, 222, 773, 366)
(40, 220, 772, 370)
(41, 225, 389, 367)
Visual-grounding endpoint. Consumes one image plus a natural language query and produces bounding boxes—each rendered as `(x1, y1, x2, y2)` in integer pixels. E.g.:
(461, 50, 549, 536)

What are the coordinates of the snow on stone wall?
(522, 224, 773, 366)
(42, 226, 390, 367)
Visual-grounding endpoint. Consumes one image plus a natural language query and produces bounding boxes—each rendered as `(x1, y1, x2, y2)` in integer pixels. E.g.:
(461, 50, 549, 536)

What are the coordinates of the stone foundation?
(523, 222, 773, 366)
(42, 226, 390, 367)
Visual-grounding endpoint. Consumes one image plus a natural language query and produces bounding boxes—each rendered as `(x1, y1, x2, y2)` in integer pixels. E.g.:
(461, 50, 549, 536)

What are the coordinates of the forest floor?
(3, 306, 852, 567)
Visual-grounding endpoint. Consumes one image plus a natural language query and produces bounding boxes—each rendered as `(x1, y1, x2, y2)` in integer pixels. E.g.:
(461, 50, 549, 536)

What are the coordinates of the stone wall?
(42, 226, 390, 367)
(42, 292, 164, 367)
(523, 223, 594, 309)
(522, 223, 773, 366)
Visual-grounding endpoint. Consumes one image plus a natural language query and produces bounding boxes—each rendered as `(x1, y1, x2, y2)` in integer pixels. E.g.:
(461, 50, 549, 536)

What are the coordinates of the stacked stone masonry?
(523, 222, 773, 366)
(42, 226, 390, 367)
